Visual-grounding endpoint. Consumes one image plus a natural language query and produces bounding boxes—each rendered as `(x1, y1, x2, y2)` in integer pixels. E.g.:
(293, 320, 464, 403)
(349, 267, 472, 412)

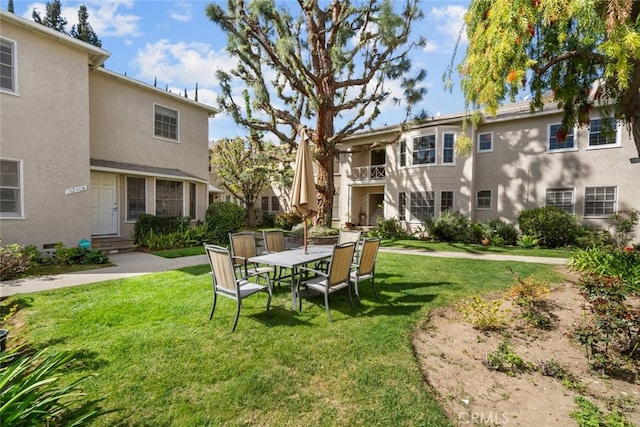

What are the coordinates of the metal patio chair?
(349, 237, 381, 303)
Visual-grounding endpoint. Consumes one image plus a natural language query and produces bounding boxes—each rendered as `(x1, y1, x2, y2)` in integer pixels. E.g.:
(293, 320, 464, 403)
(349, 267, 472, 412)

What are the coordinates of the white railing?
(352, 165, 386, 180)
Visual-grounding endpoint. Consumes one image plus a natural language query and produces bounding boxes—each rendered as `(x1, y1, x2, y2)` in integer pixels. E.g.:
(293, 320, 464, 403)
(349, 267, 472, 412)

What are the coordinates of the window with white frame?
(548, 124, 575, 151)
(271, 196, 280, 212)
(189, 183, 196, 218)
(126, 177, 146, 221)
(443, 133, 455, 164)
(261, 196, 269, 212)
(398, 192, 406, 220)
(0, 159, 22, 217)
(156, 179, 183, 216)
(0, 38, 16, 93)
(440, 191, 454, 212)
(399, 139, 406, 167)
(588, 118, 619, 147)
(545, 188, 574, 213)
(477, 133, 493, 152)
(410, 191, 435, 221)
(584, 186, 617, 217)
(154, 104, 178, 141)
(412, 135, 436, 165)
(476, 189, 492, 210)
(332, 193, 339, 219)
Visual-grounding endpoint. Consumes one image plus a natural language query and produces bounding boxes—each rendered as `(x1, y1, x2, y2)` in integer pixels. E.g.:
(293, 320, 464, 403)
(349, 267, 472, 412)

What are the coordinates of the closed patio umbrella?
(291, 128, 319, 254)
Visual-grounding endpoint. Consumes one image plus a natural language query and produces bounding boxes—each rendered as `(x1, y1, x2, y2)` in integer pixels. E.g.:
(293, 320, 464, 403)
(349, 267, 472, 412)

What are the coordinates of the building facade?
(0, 10, 215, 250)
(337, 102, 640, 239)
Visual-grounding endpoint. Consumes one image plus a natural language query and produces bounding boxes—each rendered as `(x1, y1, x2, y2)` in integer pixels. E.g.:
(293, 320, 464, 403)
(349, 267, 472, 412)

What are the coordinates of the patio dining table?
(249, 246, 333, 310)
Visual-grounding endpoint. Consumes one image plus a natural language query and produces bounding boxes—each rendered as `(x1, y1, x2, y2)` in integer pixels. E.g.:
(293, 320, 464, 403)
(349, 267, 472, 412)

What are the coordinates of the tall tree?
(32, 0, 68, 34)
(206, 0, 426, 225)
(70, 4, 102, 47)
(454, 0, 640, 158)
(210, 137, 283, 227)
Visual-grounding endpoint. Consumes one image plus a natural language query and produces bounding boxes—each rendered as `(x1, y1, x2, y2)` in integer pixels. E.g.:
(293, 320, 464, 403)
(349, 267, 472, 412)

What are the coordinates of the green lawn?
(6, 253, 565, 426)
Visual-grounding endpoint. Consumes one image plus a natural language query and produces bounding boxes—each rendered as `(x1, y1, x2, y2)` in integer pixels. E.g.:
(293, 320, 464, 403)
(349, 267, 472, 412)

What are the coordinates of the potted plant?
(344, 212, 353, 229)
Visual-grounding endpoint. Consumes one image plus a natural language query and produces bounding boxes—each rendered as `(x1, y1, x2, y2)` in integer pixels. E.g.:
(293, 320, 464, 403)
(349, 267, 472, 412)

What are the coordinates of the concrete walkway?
(0, 248, 568, 298)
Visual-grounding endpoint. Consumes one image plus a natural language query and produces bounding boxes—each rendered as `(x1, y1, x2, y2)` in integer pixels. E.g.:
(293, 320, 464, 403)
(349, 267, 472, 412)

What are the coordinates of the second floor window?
(399, 139, 406, 167)
(261, 196, 269, 212)
(548, 124, 575, 151)
(189, 183, 196, 218)
(154, 104, 178, 141)
(443, 134, 455, 164)
(413, 135, 436, 165)
(0, 38, 15, 93)
(478, 133, 493, 152)
(588, 118, 618, 147)
(271, 196, 280, 212)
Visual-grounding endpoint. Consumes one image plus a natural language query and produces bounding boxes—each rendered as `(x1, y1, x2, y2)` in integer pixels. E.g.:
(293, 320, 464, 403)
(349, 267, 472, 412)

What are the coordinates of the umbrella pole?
(303, 216, 308, 254)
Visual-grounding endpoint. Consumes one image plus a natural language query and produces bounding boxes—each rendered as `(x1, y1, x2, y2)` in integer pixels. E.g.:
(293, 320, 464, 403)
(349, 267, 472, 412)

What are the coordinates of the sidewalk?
(0, 248, 568, 298)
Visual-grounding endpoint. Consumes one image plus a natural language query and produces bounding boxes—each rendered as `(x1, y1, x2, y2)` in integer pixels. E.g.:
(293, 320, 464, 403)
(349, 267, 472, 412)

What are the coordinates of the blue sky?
(13, 0, 471, 142)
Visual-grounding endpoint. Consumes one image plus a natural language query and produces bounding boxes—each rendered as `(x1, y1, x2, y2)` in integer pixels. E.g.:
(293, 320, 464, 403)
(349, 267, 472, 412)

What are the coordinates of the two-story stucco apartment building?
(0, 10, 216, 250)
(337, 101, 640, 238)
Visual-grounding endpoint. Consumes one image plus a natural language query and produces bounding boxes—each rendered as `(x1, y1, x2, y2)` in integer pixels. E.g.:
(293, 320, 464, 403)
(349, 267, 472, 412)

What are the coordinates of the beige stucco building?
(0, 10, 216, 250)
(337, 102, 640, 239)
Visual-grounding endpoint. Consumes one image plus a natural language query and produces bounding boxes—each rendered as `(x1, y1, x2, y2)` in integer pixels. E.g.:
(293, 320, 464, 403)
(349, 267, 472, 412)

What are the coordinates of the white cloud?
(133, 39, 236, 88)
(429, 5, 468, 50)
(168, 2, 192, 23)
(24, 0, 142, 38)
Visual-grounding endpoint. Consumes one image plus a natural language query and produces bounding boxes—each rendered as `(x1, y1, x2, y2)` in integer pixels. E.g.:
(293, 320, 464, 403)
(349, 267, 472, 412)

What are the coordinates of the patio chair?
(296, 241, 356, 322)
(350, 237, 381, 303)
(229, 232, 274, 279)
(338, 229, 362, 245)
(262, 229, 291, 285)
(204, 244, 272, 332)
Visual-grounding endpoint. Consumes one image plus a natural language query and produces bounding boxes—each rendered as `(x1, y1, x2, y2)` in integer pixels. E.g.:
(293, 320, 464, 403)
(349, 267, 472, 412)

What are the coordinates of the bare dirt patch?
(413, 267, 640, 426)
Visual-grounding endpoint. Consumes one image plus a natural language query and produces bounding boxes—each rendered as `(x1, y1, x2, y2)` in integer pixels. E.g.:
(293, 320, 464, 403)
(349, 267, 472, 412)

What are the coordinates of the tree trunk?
(246, 201, 257, 227)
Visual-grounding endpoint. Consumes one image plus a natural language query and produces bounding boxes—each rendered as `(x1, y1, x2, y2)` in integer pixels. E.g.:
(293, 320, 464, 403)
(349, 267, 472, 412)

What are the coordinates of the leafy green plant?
(517, 234, 539, 249)
(458, 296, 512, 331)
(484, 339, 531, 376)
(570, 396, 633, 427)
(609, 209, 639, 249)
(133, 214, 192, 245)
(424, 211, 470, 242)
(274, 212, 302, 230)
(517, 206, 580, 248)
(369, 217, 409, 239)
(486, 218, 518, 246)
(205, 202, 245, 244)
(536, 359, 585, 393)
(0, 346, 113, 426)
(569, 247, 640, 294)
(52, 243, 109, 266)
(291, 225, 338, 237)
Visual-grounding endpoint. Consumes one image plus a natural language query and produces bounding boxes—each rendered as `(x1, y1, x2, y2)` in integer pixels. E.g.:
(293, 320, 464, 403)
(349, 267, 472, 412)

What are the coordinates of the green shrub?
(0, 346, 112, 426)
(469, 222, 489, 244)
(425, 211, 470, 242)
(262, 211, 276, 227)
(486, 219, 518, 246)
(457, 296, 511, 331)
(609, 209, 640, 249)
(574, 224, 612, 249)
(52, 243, 109, 266)
(517, 206, 580, 248)
(569, 247, 640, 294)
(205, 202, 245, 244)
(291, 224, 338, 237)
(133, 214, 192, 245)
(274, 212, 302, 230)
(0, 243, 32, 281)
(369, 217, 409, 240)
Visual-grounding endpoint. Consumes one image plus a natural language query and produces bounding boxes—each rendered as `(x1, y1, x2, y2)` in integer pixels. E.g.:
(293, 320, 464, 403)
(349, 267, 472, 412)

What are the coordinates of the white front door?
(91, 172, 118, 235)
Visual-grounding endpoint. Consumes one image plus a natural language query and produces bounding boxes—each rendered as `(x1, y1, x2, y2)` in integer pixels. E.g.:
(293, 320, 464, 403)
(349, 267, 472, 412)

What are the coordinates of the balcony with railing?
(351, 165, 386, 181)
